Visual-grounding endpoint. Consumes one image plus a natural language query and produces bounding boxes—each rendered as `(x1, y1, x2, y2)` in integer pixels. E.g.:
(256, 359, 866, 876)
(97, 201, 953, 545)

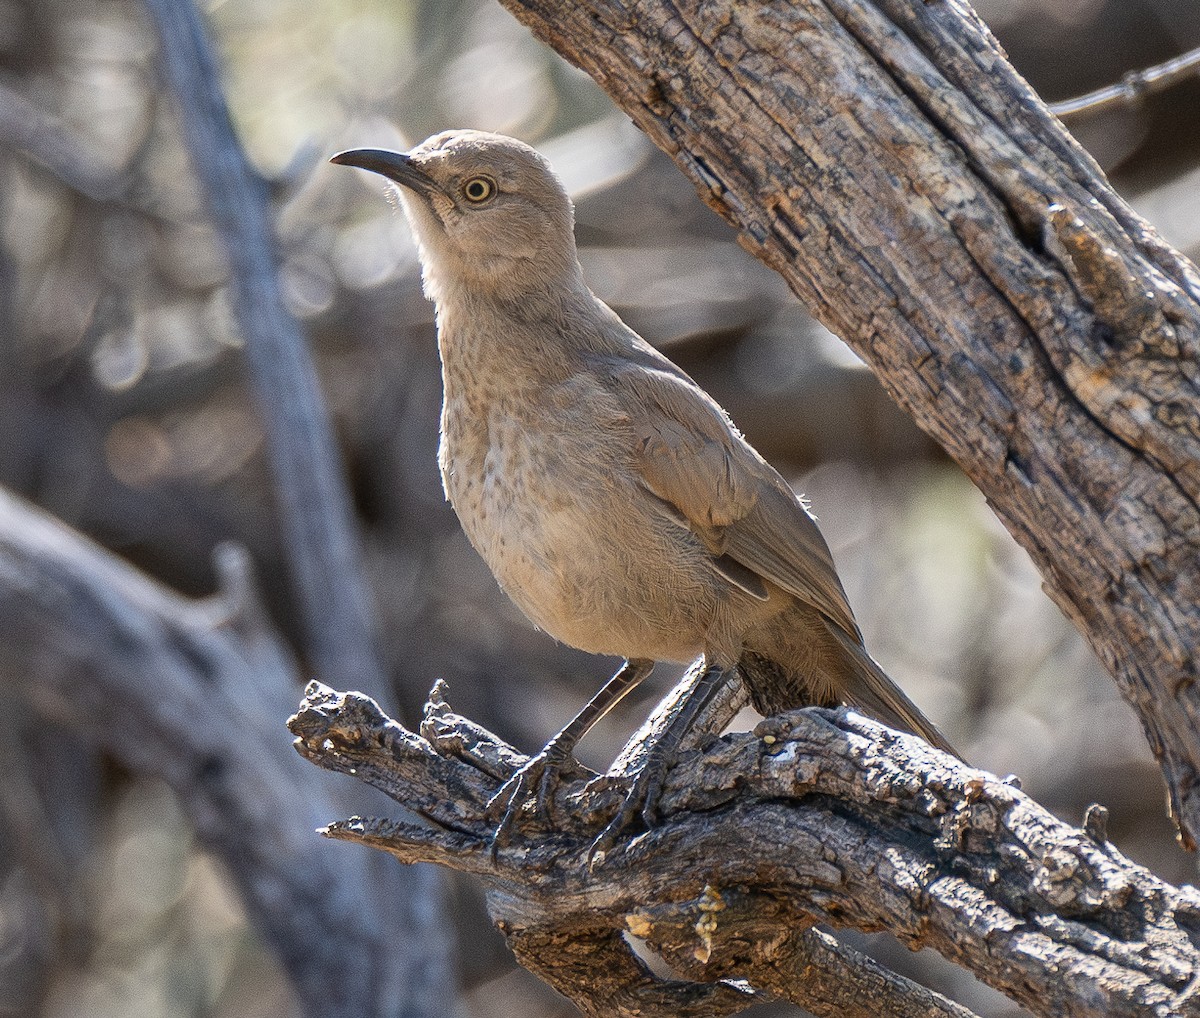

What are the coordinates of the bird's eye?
(461, 176, 496, 203)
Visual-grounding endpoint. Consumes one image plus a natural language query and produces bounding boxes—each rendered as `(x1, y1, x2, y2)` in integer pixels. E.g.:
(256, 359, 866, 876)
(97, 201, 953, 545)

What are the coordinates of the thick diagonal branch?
(291, 681, 1200, 1018)
(491, 0, 1200, 847)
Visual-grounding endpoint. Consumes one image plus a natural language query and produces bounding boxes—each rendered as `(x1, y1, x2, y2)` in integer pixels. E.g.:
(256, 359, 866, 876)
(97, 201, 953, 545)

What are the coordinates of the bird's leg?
(486, 658, 654, 855)
(589, 662, 729, 863)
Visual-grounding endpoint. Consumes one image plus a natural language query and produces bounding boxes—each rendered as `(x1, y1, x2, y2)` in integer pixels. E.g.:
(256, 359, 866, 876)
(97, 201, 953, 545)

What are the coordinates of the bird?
(331, 130, 956, 850)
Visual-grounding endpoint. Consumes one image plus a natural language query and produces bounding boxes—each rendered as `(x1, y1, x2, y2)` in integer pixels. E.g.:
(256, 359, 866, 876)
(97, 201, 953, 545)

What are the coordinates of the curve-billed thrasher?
(332, 130, 955, 846)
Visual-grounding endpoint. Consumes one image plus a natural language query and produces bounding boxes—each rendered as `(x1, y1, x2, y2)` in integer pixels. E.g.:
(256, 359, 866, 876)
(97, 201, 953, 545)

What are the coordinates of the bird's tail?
(828, 626, 961, 760)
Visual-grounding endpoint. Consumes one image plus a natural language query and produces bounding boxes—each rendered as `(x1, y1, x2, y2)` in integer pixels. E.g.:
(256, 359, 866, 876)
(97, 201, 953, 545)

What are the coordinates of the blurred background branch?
(141, 0, 387, 698)
(1051, 43, 1200, 118)
(0, 80, 127, 202)
(0, 0, 1198, 1015)
(0, 489, 460, 1018)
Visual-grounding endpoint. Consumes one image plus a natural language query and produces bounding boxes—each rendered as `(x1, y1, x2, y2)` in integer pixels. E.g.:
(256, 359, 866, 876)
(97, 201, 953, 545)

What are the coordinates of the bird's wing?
(594, 342, 861, 640)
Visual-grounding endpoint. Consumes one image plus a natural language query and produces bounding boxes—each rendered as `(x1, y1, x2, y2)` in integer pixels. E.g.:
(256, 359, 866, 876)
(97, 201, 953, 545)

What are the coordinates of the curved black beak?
(330, 148, 439, 198)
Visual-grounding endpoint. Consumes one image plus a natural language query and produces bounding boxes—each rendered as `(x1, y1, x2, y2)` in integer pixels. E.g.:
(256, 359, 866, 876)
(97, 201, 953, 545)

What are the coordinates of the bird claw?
(483, 729, 677, 869)
(586, 751, 671, 869)
(484, 745, 568, 860)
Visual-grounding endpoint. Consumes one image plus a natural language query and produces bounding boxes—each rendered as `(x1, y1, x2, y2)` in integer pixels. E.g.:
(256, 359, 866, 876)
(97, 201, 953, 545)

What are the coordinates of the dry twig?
(1050, 44, 1200, 119)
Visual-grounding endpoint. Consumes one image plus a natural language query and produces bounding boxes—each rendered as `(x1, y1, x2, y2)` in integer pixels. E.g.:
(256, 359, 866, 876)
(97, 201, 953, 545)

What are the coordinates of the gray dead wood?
(0, 80, 126, 202)
(490, 0, 1200, 849)
(290, 680, 1200, 1018)
(0, 488, 462, 1018)
(141, 0, 386, 697)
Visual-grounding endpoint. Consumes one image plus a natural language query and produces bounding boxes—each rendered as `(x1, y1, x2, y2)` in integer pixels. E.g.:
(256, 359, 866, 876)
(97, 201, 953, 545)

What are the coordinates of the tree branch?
(0, 80, 126, 202)
(140, 0, 387, 696)
(0, 488, 461, 1018)
(290, 681, 1200, 1018)
(486, 0, 1200, 846)
(1049, 44, 1200, 119)
(129, 6, 466, 1008)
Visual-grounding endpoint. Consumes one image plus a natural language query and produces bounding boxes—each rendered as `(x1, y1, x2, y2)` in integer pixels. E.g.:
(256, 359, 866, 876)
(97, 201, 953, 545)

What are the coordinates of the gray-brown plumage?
(332, 130, 955, 819)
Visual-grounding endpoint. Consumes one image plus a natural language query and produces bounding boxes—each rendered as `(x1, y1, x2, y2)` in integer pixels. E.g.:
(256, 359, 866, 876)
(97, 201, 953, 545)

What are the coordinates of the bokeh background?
(2, 0, 1199, 1015)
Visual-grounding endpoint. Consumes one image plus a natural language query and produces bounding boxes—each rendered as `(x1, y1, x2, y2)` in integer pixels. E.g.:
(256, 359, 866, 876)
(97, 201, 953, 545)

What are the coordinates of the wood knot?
(1044, 203, 1172, 350)
(936, 778, 1005, 854)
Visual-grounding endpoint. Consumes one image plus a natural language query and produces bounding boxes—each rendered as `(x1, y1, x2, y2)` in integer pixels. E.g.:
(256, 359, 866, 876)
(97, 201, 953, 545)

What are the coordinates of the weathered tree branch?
(290, 681, 1200, 1018)
(0, 488, 461, 1018)
(141, 0, 387, 696)
(490, 0, 1200, 848)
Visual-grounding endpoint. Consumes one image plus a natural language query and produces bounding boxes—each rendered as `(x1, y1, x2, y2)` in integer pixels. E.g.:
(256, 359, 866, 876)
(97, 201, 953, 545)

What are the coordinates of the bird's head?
(332, 130, 580, 302)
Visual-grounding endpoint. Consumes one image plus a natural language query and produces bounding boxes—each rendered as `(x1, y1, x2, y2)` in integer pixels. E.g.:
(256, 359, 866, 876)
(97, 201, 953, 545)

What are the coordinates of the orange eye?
(462, 176, 496, 203)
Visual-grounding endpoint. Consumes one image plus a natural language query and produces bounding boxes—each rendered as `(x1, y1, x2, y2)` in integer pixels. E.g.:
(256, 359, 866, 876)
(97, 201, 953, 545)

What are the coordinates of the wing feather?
(593, 342, 861, 639)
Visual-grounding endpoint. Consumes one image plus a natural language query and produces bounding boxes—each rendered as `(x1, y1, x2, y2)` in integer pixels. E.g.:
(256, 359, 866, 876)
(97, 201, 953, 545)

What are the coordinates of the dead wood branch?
(291, 680, 1200, 1018)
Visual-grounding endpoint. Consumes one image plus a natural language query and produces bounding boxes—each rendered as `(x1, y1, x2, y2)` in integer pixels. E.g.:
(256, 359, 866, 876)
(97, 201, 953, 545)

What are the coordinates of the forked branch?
(290, 680, 1200, 1018)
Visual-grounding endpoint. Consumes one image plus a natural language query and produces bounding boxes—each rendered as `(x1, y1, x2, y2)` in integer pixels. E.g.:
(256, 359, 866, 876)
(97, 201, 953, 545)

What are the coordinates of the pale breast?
(438, 376, 727, 663)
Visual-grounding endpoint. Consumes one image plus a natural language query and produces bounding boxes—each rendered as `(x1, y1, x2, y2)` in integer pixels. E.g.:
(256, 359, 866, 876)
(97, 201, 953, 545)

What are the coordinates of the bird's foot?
(587, 745, 674, 868)
(485, 742, 571, 860)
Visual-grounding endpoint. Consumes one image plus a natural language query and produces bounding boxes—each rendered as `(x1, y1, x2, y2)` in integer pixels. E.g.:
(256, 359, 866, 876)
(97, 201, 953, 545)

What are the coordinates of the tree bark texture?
(491, 0, 1200, 846)
(290, 680, 1200, 1018)
(0, 489, 462, 1018)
